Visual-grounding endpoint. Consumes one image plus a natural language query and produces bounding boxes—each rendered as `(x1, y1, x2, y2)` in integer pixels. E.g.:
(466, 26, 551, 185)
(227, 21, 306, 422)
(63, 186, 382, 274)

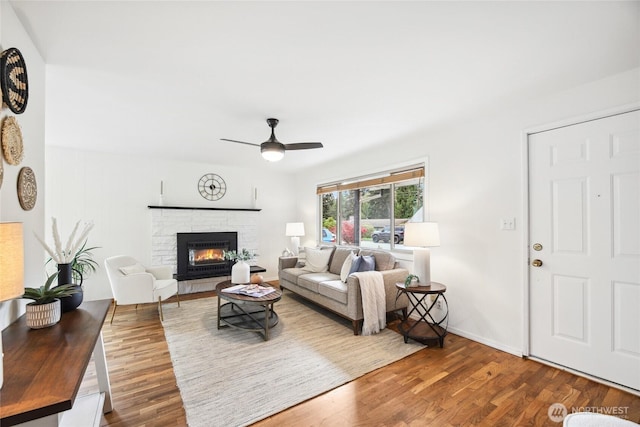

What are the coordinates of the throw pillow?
(119, 263, 146, 275)
(347, 255, 376, 275)
(357, 255, 376, 272)
(302, 247, 333, 273)
(340, 251, 357, 283)
(348, 255, 362, 276)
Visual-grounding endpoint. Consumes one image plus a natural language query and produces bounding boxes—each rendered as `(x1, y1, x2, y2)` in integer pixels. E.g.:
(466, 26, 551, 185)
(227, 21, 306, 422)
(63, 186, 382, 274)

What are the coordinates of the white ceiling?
(9, 1, 640, 172)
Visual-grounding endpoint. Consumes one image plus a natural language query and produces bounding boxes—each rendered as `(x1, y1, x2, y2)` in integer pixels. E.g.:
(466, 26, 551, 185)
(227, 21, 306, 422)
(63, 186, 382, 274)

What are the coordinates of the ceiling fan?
(221, 118, 323, 162)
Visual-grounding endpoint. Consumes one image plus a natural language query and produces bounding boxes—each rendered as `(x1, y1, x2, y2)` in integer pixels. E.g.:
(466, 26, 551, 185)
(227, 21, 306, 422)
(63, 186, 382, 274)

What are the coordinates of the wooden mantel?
(148, 205, 261, 212)
(0, 300, 112, 427)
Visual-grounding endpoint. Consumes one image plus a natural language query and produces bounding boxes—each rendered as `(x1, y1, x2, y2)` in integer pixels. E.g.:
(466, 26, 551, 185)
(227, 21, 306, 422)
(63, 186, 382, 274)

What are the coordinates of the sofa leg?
(158, 297, 164, 322)
(352, 320, 361, 335)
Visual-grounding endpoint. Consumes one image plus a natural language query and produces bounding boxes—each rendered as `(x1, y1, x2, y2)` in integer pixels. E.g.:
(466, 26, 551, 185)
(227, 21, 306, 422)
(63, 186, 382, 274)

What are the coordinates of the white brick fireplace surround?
(151, 208, 259, 294)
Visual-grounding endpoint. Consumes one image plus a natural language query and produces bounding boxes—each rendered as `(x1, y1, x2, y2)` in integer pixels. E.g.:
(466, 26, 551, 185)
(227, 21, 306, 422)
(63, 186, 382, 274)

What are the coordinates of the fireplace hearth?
(176, 232, 237, 280)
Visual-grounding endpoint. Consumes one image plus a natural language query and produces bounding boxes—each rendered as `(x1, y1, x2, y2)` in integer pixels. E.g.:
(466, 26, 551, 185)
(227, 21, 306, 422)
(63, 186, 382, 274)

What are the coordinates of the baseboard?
(447, 326, 523, 357)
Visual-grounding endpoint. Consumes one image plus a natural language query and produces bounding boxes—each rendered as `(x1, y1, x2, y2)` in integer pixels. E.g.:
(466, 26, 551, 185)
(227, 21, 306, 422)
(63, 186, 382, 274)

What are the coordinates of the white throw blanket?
(352, 271, 386, 335)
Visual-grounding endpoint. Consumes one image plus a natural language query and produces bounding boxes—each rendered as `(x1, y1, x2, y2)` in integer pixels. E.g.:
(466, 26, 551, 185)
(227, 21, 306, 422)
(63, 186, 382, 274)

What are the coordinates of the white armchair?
(104, 255, 180, 323)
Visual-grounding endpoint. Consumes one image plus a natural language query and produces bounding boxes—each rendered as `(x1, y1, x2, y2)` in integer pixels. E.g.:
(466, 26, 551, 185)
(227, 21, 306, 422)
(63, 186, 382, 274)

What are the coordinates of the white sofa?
(278, 245, 409, 334)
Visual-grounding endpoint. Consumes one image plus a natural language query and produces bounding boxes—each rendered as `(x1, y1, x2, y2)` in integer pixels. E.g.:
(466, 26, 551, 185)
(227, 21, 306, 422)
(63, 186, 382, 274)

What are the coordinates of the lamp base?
(413, 247, 432, 285)
(290, 236, 301, 256)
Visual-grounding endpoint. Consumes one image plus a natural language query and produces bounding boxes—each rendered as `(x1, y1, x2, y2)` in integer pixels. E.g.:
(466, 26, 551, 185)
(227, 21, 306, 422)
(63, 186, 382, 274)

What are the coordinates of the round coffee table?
(216, 280, 283, 341)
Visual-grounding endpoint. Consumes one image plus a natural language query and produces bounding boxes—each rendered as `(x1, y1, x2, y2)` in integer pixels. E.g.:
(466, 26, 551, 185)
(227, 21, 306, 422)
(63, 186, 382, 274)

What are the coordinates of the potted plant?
(223, 249, 257, 284)
(22, 273, 80, 329)
(35, 218, 96, 312)
(404, 274, 420, 287)
(69, 240, 100, 283)
(46, 239, 100, 284)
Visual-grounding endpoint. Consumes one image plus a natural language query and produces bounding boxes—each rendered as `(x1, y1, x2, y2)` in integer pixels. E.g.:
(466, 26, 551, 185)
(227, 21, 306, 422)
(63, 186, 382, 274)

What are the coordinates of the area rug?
(161, 292, 423, 427)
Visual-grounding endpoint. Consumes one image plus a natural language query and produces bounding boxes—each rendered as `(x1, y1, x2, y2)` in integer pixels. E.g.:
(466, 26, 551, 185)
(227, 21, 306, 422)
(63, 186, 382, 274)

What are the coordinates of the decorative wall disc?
(1, 116, 24, 165)
(0, 47, 29, 114)
(17, 166, 36, 211)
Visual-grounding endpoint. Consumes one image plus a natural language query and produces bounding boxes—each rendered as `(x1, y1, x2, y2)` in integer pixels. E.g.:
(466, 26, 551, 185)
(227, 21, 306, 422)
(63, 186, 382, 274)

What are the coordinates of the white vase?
(231, 261, 250, 284)
(26, 300, 61, 329)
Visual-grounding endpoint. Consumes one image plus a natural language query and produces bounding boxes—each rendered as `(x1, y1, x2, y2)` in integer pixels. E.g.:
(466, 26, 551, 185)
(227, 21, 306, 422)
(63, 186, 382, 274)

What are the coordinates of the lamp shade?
(404, 222, 440, 247)
(0, 222, 24, 301)
(285, 222, 305, 237)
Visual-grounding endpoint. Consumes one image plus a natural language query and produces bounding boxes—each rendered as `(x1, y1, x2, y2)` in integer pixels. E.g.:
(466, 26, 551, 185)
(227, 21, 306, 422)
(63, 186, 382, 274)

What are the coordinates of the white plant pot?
(231, 261, 250, 284)
(26, 299, 61, 329)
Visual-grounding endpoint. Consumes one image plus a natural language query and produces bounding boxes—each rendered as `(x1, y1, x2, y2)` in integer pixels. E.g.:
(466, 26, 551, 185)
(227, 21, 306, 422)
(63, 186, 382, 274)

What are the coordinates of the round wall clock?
(17, 166, 36, 210)
(198, 173, 226, 201)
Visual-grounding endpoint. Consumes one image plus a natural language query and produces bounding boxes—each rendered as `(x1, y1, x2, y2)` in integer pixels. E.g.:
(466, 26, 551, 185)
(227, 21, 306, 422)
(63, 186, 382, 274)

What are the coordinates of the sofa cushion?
(298, 272, 340, 293)
(318, 279, 348, 304)
(302, 247, 335, 273)
(358, 249, 396, 271)
(329, 246, 358, 274)
(280, 267, 310, 284)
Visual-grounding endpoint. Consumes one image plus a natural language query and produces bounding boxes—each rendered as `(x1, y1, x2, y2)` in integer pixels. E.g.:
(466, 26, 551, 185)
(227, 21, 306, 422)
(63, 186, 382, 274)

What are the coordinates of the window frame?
(317, 163, 427, 250)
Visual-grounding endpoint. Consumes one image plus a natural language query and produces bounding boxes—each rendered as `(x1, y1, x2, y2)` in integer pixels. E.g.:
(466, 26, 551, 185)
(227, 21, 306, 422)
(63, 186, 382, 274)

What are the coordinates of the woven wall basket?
(1, 116, 24, 165)
(0, 47, 28, 114)
(17, 166, 37, 211)
(26, 300, 61, 329)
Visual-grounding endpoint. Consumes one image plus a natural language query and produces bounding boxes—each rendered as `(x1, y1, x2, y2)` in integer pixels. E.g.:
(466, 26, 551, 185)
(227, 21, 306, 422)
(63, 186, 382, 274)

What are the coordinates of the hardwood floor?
(81, 290, 640, 427)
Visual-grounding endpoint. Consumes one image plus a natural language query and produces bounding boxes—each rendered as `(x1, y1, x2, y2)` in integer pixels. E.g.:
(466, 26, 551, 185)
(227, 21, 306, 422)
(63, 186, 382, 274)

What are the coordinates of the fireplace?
(176, 232, 237, 280)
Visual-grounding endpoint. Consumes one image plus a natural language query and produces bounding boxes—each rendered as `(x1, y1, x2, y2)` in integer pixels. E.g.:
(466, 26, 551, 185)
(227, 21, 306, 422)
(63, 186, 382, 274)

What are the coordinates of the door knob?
(531, 259, 543, 267)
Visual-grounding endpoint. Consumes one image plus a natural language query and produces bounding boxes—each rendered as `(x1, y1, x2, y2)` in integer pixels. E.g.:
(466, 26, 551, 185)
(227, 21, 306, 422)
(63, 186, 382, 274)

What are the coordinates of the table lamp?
(0, 222, 25, 389)
(285, 222, 305, 256)
(403, 222, 440, 285)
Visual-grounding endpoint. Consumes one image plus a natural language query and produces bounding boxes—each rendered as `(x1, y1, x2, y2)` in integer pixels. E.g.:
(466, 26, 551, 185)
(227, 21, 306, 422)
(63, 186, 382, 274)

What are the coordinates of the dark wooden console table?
(0, 299, 113, 427)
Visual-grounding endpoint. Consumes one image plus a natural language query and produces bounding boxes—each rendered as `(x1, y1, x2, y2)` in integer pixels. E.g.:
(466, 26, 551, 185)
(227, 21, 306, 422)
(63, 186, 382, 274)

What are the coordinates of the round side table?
(395, 282, 449, 347)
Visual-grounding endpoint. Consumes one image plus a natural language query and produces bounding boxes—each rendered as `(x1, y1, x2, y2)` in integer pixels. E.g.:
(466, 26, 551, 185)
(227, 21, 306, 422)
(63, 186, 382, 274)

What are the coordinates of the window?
(318, 165, 425, 249)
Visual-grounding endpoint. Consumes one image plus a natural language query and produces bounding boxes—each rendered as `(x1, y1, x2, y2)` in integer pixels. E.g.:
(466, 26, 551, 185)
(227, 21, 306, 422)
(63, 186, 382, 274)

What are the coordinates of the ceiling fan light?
(261, 149, 285, 162)
(261, 142, 285, 162)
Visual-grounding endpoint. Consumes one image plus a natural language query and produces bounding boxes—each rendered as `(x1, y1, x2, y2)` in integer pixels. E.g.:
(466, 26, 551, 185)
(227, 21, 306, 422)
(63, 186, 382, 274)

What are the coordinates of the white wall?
(45, 147, 298, 301)
(0, 3, 46, 330)
(292, 68, 640, 355)
(43, 68, 639, 353)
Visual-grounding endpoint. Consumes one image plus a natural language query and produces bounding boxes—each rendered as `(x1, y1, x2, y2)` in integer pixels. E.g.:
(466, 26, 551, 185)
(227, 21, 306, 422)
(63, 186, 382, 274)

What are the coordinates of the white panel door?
(529, 109, 640, 391)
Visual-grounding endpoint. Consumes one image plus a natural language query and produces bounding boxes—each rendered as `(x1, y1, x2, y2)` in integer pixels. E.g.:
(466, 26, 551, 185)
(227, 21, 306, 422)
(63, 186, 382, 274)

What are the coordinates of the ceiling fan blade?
(220, 138, 261, 147)
(283, 142, 324, 150)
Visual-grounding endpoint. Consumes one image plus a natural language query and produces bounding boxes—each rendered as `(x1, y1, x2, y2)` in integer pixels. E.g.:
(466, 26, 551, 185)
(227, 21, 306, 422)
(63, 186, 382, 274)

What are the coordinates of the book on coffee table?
(221, 284, 276, 297)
